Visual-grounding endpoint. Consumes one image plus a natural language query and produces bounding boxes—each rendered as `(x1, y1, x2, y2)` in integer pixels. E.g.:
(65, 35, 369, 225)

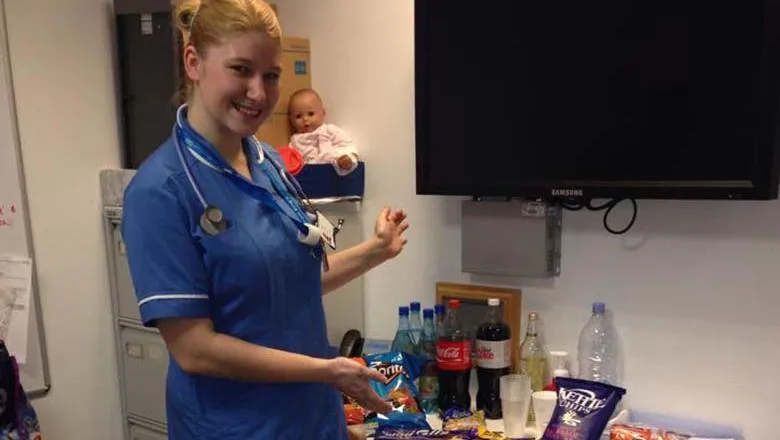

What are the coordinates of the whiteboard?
(0, 0, 51, 399)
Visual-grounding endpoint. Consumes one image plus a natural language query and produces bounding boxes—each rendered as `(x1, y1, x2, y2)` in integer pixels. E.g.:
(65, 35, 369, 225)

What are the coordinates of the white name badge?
(316, 211, 337, 250)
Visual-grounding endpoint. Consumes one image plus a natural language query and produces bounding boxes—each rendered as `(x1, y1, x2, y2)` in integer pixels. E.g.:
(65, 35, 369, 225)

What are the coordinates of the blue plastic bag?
(0, 341, 42, 439)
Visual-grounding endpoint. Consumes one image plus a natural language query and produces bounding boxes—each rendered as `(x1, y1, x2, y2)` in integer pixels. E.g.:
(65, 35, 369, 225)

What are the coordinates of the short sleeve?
(121, 178, 211, 327)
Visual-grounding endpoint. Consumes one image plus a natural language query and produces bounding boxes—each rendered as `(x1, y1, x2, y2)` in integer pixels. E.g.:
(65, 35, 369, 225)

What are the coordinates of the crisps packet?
(377, 411, 431, 430)
(374, 428, 479, 440)
(363, 351, 424, 414)
(343, 352, 426, 434)
(610, 423, 693, 440)
(374, 407, 491, 439)
(543, 377, 626, 440)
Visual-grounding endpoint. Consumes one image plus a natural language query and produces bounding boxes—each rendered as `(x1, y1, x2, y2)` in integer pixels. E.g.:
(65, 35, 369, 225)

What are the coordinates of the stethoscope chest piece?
(201, 205, 228, 236)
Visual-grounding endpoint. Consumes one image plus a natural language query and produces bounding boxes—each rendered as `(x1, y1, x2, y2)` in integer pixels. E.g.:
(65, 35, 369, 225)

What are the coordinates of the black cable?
(558, 197, 639, 235)
(589, 198, 638, 235)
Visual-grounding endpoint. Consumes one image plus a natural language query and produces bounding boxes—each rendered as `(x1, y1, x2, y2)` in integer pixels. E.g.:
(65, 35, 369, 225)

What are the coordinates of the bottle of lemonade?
(519, 312, 549, 423)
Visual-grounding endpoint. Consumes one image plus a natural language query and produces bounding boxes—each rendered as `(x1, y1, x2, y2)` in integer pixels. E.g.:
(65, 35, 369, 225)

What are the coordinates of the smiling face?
(288, 90, 326, 134)
(183, 29, 282, 139)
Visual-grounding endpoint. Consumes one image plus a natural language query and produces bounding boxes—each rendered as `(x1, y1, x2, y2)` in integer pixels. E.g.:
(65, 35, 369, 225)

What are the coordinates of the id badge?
(316, 211, 337, 250)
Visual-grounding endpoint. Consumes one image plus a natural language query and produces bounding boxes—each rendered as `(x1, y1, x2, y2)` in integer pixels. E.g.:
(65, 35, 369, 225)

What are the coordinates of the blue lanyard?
(175, 115, 310, 234)
(256, 143, 311, 224)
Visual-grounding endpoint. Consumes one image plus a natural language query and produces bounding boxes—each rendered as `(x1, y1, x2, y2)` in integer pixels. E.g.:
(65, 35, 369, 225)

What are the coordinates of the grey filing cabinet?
(101, 169, 170, 440)
(129, 423, 168, 440)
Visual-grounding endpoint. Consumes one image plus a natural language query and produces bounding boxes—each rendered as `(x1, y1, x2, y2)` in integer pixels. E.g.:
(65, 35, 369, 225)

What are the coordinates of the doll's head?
(288, 88, 326, 134)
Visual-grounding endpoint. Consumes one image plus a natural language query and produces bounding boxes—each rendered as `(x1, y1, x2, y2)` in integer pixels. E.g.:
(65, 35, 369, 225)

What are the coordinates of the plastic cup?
(500, 374, 531, 438)
(531, 391, 557, 436)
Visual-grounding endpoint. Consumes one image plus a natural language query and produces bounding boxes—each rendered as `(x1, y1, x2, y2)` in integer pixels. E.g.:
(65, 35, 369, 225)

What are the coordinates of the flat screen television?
(414, 1, 780, 201)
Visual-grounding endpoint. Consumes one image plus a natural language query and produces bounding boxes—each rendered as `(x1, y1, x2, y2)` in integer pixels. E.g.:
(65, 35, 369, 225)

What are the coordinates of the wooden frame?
(435, 282, 522, 371)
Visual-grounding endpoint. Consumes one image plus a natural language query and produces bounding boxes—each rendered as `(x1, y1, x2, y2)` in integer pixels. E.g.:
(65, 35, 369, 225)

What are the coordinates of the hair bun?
(179, 10, 194, 29)
(175, 0, 201, 34)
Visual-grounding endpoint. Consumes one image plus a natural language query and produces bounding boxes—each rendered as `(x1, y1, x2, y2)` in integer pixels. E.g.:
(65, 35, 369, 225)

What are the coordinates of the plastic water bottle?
(434, 303, 445, 336)
(392, 306, 417, 355)
(409, 301, 423, 346)
(419, 308, 439, 414)
(577, 302, 619, 385)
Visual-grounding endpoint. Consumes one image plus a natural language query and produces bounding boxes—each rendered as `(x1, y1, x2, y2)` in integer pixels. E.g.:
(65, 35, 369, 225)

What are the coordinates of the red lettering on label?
(476, 347, 495, 360)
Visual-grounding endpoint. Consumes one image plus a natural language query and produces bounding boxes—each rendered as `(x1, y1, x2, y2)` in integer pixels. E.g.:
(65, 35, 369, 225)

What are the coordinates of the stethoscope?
(172, 105, 332, 250)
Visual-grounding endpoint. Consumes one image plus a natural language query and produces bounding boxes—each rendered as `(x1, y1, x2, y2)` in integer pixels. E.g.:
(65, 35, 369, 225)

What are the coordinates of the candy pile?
(374, 408, 505, 440)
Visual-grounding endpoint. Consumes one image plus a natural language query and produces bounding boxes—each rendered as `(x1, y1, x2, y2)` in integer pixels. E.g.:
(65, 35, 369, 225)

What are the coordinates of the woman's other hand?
(373, 207, 409, 259)
(327, 357, 392, 415)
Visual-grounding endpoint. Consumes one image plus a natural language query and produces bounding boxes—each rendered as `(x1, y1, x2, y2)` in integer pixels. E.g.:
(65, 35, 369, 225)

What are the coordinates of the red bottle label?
(436, 340, 471, 371)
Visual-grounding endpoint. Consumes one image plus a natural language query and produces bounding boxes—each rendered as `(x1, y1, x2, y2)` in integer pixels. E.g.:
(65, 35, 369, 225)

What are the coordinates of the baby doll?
(287, 88, 359, 175)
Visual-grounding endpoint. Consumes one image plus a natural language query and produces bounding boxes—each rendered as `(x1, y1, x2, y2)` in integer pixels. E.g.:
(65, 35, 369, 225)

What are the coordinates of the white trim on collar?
(186, 139, 265, 171)
(187, 147, 220, 171)
(254, 138, 265, 164)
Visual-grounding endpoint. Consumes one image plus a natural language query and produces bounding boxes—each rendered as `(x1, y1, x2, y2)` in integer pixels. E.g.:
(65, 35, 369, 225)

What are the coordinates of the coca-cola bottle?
(475, 298, 512, 419)
(436, 299, 471, 411)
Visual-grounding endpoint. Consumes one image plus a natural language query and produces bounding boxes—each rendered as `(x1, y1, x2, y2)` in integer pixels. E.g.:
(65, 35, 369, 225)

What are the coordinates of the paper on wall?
(0, 281, 16, 340)
(0, 255, 32, 364)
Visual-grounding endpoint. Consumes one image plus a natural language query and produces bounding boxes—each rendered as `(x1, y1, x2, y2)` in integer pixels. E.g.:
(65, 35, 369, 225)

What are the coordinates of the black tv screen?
(415, 1, 780, 200)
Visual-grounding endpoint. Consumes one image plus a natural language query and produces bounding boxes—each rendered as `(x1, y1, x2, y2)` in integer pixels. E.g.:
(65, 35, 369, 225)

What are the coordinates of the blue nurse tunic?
(121, 132, 348, 439)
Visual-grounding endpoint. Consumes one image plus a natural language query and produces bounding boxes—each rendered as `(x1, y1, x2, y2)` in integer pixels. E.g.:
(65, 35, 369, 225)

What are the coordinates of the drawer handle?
(125, 342, 144, 359)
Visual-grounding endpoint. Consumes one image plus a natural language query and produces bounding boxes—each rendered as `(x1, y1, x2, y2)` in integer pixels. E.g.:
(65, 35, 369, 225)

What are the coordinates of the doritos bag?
(343, 351, 425, 428)
(363, 351, 424, 414)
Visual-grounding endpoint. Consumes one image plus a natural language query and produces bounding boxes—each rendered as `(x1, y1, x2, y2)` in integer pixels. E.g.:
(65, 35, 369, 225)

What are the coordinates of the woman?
(120, 0, 407, 438)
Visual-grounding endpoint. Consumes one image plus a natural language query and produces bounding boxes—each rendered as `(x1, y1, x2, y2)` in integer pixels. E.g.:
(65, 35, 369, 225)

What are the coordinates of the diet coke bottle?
(436, 299, 471, 411)
(475, 298, 512, 419)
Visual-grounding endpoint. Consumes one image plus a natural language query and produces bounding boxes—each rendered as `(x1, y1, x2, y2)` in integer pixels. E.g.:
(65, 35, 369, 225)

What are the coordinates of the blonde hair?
(174, 0, 282, 104)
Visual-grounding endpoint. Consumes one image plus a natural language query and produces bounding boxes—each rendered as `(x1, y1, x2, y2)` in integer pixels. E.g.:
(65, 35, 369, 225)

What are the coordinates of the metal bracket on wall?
(461, 199, 562, 278)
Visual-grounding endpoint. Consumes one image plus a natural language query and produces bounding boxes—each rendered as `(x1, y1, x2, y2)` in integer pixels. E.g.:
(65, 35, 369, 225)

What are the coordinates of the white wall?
(275, 1, 780, 438)
(5, 0, 122, 438)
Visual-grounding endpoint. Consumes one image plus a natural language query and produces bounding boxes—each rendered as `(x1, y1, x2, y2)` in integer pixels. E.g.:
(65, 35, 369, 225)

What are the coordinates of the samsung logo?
(551, 188, 583, 197)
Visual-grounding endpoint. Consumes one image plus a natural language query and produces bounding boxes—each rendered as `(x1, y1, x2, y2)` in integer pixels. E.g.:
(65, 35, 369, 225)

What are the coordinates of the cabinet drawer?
(130, 422, 167, 440)
(121, 325, 168, 424)
(112, 225, 142, 322)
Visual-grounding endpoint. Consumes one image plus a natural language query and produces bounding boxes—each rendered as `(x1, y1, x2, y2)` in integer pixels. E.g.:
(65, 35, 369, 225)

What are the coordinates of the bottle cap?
(410, 301, 421, 311)
(435, 304, 445, 315)
(447, 299, 460, 309)
(593, 302, 606, 314)
(528, 312, 539, 320)
(488, 298, 500, 306)
(399, 306, 409, 316)
(423, 308, 434, 318)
